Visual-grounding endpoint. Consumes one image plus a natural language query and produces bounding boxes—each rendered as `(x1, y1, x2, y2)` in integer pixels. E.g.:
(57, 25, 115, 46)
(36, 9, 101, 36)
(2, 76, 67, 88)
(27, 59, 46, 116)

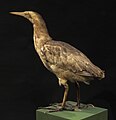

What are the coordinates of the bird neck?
(32, 16, 51, 43)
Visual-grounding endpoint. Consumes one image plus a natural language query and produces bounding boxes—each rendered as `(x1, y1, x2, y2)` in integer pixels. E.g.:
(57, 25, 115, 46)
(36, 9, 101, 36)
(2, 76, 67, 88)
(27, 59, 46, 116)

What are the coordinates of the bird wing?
(41, 40, 101, 77)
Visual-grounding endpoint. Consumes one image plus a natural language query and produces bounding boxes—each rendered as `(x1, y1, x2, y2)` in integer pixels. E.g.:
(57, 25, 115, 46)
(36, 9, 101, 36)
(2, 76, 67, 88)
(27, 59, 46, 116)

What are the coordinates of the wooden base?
(36, 101, 108, 120)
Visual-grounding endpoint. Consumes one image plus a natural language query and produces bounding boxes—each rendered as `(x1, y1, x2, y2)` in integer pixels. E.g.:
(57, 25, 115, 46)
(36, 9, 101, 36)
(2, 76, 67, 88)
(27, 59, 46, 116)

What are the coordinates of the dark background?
(0, 0, 116, 120)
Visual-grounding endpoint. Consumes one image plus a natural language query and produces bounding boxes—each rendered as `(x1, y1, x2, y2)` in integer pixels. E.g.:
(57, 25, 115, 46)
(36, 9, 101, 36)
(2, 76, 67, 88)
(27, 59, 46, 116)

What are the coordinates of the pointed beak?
(10, 12, 25, 17)
(10, 11, 33, 23)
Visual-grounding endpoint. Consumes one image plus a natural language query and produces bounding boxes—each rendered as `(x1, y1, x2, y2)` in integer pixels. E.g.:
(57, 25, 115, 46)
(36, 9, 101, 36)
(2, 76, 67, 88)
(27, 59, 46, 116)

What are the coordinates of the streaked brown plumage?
(10, 11, 105, 110)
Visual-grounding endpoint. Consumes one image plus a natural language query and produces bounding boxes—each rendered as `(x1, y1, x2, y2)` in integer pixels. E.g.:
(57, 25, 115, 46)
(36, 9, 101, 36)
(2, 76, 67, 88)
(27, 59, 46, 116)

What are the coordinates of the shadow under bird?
(10, 11, 105, 111)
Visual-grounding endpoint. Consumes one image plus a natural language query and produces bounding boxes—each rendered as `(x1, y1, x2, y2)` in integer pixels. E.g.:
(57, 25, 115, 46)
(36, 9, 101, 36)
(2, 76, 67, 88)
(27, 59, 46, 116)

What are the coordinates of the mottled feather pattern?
(40, 40, 104, 81)
(10, 11, 105, 110)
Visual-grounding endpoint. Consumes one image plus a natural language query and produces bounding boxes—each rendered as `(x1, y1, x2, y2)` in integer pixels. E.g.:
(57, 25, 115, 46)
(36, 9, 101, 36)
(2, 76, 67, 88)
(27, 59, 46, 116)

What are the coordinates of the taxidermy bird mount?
(10, 11, 105, 111)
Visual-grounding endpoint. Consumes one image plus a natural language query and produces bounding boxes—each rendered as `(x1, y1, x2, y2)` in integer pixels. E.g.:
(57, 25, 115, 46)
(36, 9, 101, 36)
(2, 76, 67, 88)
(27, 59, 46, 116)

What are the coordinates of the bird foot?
(48, 103, 72, 112)
(63, 102, 94, 111)
(79, 103, 94, 109)
(38, 103, 64, 112)
(48, 102, 79, 112)
(72, 103, 94, 111)
(38, 102, 75, 112)
(38, 102, 94, 112)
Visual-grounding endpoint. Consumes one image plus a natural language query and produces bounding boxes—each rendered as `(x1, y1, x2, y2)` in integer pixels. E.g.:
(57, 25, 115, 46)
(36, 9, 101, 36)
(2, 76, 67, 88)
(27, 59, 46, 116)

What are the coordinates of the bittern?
(10, 11, 105, 111)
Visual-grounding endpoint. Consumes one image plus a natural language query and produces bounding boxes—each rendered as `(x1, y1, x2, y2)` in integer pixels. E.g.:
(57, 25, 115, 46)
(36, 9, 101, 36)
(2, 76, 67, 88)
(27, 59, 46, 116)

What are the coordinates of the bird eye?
(24, 12, 32, 19)
(25, 13, 30, 17)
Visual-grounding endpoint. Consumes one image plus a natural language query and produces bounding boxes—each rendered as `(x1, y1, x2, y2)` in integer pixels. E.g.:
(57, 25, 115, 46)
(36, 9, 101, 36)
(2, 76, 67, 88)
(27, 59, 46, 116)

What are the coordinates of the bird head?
(10, 11, 38, 23)
(10, 11, 49, 35)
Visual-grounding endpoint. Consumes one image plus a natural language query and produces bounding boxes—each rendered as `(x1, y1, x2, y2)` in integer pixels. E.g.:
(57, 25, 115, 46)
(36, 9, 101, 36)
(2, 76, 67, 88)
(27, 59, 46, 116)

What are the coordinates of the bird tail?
(88, 63, 105, 79)
(97, 69, 105, 80)
(92, 64, 105, 79)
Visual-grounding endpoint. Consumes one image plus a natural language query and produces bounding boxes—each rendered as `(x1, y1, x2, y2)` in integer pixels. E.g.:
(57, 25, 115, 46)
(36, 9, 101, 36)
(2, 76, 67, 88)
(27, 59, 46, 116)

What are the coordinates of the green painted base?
(36, 101, 108, 120)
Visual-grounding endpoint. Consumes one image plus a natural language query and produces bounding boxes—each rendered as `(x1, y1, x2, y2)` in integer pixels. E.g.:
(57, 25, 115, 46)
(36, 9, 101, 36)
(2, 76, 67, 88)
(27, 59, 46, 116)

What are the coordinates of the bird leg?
(75, 81, 80, 108)
(75, 81, 94, 110)
(52, 79, 69, 111)
(42, 79, 69, 112)
(61, 82, 69, 109)
(60, 80, 78, 111)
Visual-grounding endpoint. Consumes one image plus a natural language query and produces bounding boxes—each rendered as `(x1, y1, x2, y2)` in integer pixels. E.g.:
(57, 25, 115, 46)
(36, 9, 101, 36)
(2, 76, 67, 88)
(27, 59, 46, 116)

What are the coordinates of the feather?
(41, 40, 104, 81)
